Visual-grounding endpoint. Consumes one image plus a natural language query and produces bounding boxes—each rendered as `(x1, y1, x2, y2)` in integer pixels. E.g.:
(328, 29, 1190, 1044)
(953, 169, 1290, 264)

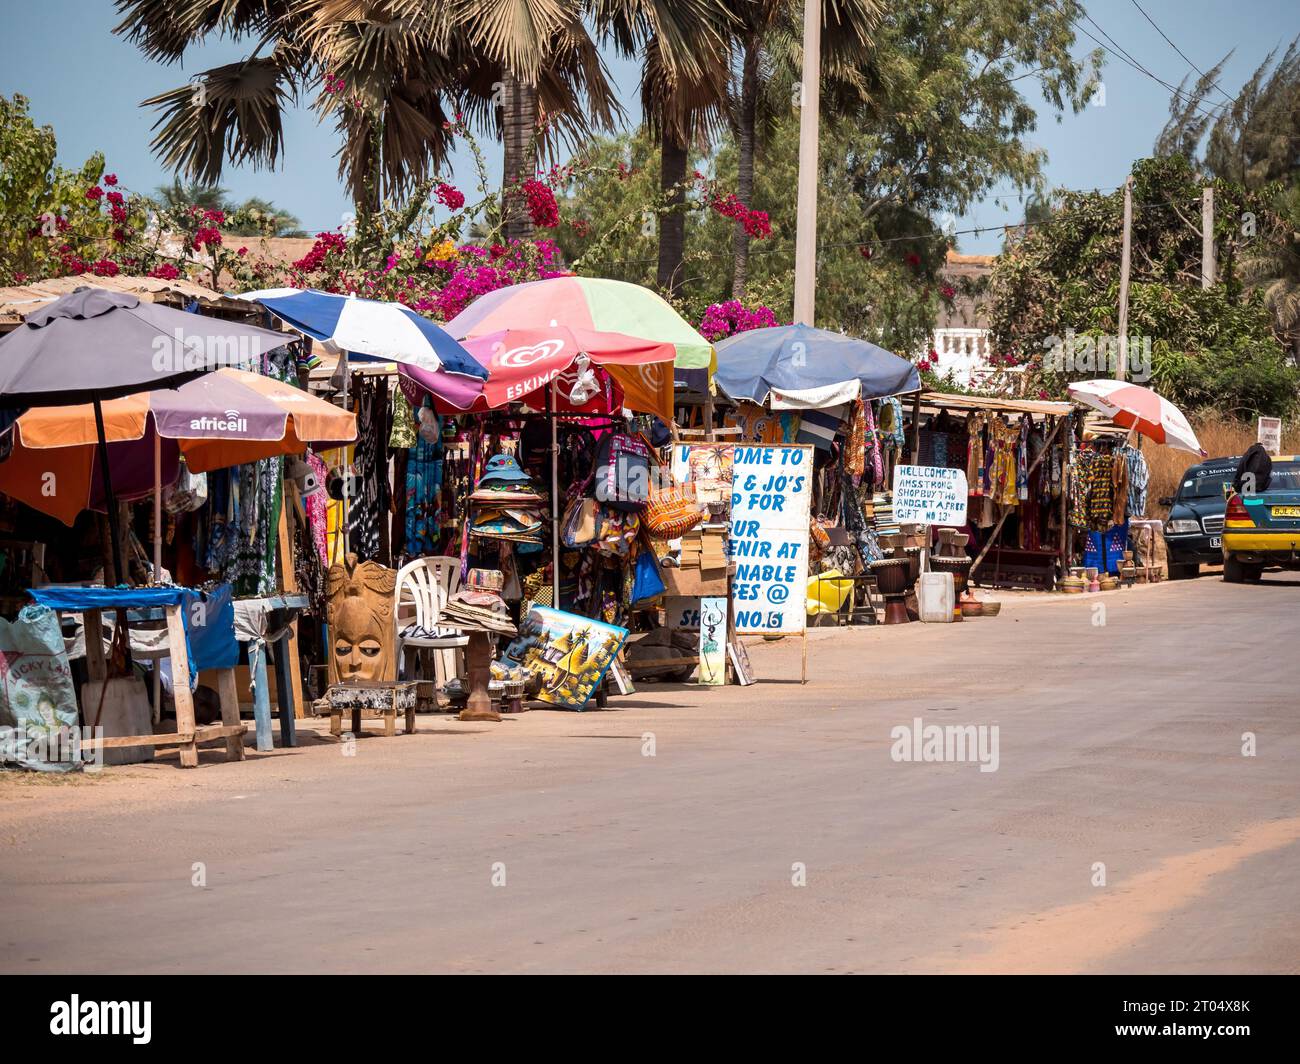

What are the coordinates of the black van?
(1160, 457, 1239, 578)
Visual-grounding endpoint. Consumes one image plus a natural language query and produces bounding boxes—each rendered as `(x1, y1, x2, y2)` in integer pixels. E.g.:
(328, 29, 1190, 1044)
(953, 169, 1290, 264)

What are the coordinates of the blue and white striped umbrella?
(240, 288, 488, 380)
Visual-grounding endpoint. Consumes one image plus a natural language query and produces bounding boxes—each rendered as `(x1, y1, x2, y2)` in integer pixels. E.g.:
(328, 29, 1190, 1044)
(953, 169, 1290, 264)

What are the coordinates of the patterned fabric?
(1016, 415, 1031, 501)
(878, 397, 906, 449)
(864, 401, 883, 485)
(230, 457, 282, 596)
(1120, 443, 1149, 518)
(304, 451, 330, 566)
(966, 412, 985, 497)
(405, 399, 443, 557)
(389, 388, 418, 449)
(990, 418, 1019, 506)
(846, 401, 866, 480)
(1111, 449, 1130, 527)
(347, 379, 384, 561)
(1079, 448, 1115, 531)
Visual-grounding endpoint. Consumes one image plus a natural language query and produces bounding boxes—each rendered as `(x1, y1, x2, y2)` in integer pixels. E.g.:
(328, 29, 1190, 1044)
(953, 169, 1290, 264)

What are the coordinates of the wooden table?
(29, 586, 245, 769)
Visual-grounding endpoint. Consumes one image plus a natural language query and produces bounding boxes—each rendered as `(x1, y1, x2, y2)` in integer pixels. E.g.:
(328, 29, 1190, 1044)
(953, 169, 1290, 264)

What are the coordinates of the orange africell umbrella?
(0, 368, 355, 525)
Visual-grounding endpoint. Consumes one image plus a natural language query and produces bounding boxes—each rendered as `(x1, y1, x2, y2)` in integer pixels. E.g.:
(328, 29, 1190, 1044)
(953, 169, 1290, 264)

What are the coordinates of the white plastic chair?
(394, 557, 469, 693)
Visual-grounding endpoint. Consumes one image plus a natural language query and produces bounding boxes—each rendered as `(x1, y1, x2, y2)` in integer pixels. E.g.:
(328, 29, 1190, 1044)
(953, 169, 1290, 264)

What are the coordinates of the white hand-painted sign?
(892, 464, 969, 526)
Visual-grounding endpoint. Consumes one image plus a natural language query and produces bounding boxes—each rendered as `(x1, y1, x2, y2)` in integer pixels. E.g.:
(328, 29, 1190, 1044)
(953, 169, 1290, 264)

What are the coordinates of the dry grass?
(1146, 415, 1300, 520)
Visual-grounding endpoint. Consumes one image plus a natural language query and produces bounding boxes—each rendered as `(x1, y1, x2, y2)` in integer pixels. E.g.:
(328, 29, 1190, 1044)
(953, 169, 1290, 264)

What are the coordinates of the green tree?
(1156, 39, 1300, 189)
(989, 155, 1299, 417)
(725, 0, 880, 298)
(0, 93, 157, 285)
(154, 177, 228, 213)
(1155, 40, 1300, 357)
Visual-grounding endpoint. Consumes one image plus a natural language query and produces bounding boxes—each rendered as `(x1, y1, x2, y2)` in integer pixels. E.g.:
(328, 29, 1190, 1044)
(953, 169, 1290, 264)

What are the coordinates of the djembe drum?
(870, 556, 916, 625)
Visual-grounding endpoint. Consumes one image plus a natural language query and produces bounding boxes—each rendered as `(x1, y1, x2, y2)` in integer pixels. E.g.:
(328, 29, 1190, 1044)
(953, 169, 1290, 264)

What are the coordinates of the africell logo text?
(189, 410, 247, 433)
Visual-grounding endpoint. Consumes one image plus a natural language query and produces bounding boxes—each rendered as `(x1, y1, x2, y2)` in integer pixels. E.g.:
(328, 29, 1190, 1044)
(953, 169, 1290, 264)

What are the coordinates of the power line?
(1127, 0, 1237, 106)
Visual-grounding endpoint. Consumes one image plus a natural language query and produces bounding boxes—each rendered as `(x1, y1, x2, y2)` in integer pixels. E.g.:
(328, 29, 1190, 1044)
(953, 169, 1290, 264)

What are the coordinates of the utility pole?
(1115, 175, 1134, 381)
(1202, 186, 1215, 289)
(793, 0, 821, 326)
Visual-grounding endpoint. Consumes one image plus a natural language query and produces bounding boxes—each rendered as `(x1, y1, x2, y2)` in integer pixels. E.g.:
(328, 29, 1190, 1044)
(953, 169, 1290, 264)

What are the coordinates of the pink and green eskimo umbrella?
(444, 277, 716, 372)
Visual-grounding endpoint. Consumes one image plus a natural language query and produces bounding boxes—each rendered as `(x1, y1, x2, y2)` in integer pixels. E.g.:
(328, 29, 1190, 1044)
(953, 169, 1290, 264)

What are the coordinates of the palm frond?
(141, 55, 296, 184)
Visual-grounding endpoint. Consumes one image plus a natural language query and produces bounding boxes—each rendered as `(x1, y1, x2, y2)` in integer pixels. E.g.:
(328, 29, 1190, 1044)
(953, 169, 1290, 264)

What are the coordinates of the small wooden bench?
(972, 547, 1058, 590)
(320, 681, 419, 738)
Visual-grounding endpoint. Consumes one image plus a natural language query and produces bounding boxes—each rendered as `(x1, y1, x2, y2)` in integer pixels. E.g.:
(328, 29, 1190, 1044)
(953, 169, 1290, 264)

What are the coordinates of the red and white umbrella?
(1067, 379, 1204, 455)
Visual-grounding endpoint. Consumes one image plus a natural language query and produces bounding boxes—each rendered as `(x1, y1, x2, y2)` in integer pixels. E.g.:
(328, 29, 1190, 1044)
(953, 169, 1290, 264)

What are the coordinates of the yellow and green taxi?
(1222, 455, 1300, 582)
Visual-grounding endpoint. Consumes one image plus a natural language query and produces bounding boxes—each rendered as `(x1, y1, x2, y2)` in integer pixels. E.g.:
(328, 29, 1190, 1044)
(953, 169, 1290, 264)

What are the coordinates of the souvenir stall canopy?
(0, 281, 341, 769)
(908, 390, 1157, 590)
(713, 323, 921, 409)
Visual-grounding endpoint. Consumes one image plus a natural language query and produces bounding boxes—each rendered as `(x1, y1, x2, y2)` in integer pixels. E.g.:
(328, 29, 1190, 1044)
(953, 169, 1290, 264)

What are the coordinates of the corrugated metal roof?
(0, 274, 252, 327)
(918, 390, 1074, 417)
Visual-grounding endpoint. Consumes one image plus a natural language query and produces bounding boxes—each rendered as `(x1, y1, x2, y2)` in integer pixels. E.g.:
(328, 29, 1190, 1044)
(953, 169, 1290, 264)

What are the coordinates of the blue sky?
(4, 1, 1297, 254)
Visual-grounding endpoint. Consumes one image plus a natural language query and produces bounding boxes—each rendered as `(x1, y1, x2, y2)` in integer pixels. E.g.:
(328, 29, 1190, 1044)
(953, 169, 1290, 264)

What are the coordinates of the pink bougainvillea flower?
(103, 173, 118, 186)
(85, 186, 103, 201)
(434, 181, 465, 210)
(521, 179, 559, 228)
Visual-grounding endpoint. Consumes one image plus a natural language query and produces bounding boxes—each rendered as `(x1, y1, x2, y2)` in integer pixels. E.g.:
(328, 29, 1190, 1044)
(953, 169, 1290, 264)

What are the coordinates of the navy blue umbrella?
(714, 323, 920, 406)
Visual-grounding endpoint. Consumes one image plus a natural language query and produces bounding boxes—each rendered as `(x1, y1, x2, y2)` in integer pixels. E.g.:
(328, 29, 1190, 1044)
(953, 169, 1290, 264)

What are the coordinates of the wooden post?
(217, 668, 245, 762)
(251, 643, 273, 752)
(272, 637, 297, 747)
(458, 630, 500, 722)
(165, 604, 199, 768)
(277, 483, 307, 719)
(1057, 417, 1070, 585)
(83, 608, 107, 684)
(792, 0, 822, 325)
(1201, 186, 1215, 290)
(908, 391, 923, 464)
(1116, 175, 1134, 381)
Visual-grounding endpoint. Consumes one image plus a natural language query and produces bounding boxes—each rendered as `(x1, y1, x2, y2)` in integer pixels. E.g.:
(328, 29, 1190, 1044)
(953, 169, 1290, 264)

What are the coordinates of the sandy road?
(1, 572, 1297, 973)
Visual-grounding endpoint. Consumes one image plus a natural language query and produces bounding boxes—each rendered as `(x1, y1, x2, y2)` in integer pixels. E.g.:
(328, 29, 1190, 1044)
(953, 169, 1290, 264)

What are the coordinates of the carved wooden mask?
(326, 553, 398, 685)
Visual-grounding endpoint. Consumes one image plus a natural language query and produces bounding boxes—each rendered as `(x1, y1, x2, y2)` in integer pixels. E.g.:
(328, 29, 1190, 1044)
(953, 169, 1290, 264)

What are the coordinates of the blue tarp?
(28, 584, 239, 676)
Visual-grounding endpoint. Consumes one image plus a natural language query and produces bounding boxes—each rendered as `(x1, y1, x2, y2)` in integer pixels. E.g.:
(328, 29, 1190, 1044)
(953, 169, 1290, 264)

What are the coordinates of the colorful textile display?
(795, 404, 847, 451)
(1120, 442, 1149, 519)
(405, 399, 444, 556)
(347, 377, 387, 562)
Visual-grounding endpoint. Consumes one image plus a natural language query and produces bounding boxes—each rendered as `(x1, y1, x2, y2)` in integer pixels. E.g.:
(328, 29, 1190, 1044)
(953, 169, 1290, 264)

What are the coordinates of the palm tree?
(595, 1, 736, 297)
(1242, 185, 1300, 363)
(726, 0, 879, 298)
(154, 178, 229, 213)
(114, 1, 619, 235)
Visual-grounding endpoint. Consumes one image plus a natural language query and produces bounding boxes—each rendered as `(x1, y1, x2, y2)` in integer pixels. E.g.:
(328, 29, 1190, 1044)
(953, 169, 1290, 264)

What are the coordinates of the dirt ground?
(1, 571, 1297, 973)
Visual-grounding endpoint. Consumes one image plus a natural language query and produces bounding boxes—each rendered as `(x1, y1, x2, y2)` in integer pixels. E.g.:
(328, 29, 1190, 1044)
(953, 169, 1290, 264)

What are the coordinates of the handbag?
(561, 496, 600, 547)
(594, 432, 652, 511)
(631, 549, 667, 605)
(642, 442, 704, 538)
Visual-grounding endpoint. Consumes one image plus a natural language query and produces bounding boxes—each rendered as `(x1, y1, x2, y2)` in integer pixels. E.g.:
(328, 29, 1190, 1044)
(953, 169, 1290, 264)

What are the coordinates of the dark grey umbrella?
(0, 286, 291, 584)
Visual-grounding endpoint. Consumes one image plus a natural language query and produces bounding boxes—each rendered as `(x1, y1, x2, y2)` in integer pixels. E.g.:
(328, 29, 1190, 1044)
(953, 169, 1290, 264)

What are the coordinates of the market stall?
(0, 283, 354, 767)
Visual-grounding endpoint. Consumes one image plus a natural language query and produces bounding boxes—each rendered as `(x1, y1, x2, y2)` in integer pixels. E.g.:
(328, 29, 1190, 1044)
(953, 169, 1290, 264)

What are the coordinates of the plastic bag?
(0, 605, 83, 772)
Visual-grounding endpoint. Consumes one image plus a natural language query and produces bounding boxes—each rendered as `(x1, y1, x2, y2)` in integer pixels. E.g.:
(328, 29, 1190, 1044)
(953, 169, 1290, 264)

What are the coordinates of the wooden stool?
(322, 681, 419, 738)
